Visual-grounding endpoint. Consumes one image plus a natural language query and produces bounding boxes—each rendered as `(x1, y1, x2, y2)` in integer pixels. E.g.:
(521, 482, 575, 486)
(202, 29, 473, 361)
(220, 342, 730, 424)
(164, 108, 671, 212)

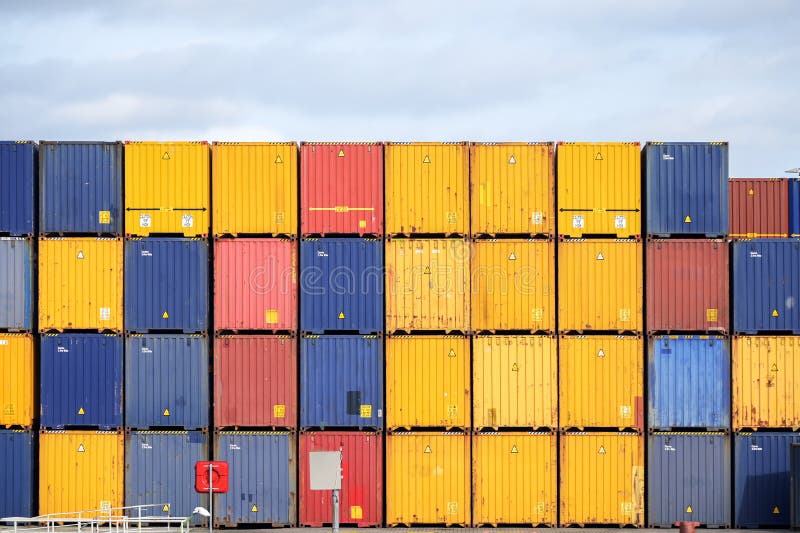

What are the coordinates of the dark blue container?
(0, 237, 32, 330)
(125, 238, 209, 332)
(0, 430, 34, 519)
(789, 179, 800, 237)
(0, 141, 35, 236)
(39, 141, 123, 235)
(300, 238, 383, 333)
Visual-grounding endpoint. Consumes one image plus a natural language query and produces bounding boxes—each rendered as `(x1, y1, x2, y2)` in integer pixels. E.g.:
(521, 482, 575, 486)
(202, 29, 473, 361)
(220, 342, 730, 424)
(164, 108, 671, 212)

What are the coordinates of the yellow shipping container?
(385, 142, 469, 235)
(559, 335, 644, 430)
(125, 141, 210, 236)
(39, 238, 123, 332)
(39, 430, 124, 517)
(557, 142, 641, 237)
(471, 239, 555, 332)
(386, 335, 470, 430)
(212, 142, 298, 236)
(558, 239, 643, 332)
(472, 432, 557, 526)
(470, 142, 555, 236)
(472, 335, 557, 430)
(386, 238, 470, 332)
(386, 432, 470, 526)
(0, 333, 34, 428)
(560, 432, 644, 526)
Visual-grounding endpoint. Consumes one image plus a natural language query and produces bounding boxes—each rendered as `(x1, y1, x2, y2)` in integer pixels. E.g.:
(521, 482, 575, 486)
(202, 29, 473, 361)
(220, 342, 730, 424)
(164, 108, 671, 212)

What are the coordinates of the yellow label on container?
(447, 502, 458, 515)
(350, 506, 363, 520)
(274, 212, 285, 224)
(360, 404, 372, 418)
(359, 220, 367, 228)
(446, 211, 457, 224)
(274, 404, 286, 418)
(98, 211, 111, 224)
(532, 307, 543, 321)
(265, 309, 279, 324)
(620, 405, 632, 418)
(448, 404, 458, 417)
(619, 308, 631, 322)
(622, 502, 633, 515)
(706, 308, 718, 322)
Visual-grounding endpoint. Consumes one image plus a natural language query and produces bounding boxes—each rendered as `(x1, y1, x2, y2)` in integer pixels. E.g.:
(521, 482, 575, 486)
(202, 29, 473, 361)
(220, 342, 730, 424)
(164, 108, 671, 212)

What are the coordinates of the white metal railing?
(2, 503, 197, 533)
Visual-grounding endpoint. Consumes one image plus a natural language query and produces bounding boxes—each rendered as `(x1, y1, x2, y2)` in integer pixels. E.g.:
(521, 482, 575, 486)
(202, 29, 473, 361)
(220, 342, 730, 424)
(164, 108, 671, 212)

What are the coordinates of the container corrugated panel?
(300, 335, 383, 429)
(645, 142, 729, 237)
(0, 237, 32, 330)
(212, 142, 298, 237)
(472, 432, 557, 526)
(0, 333, 34, 428)
(0, 430, 34, 518)
(214, 431, 296, 526)
(386, 238, 470, 333)
(790, 179, 800, 237)
(214, 335, 297, 428)
(39, 141, 123, 235)
(794, 443, 800, 529)
(125, 238, 209, 332)
(386, 335, 470, 430)
(214, 238, 296, 331)
(648, 336, 730, 430)
(729, 178, 789, 238)
(300, 239, 383, 333)
(39, 430, 124, 517)
(125, 334, 209, 429)
(0, 141, 35, 236)
(124, 141, 210, 236)
(472, 335, 557, 430)
(385, 143, 469, 235)
(299, 431, 383, 526)
(557, 239, 643, 332)
(301, 143, 383, 236)
(470, 142, 555, 237)
(386, 432, 470, 526)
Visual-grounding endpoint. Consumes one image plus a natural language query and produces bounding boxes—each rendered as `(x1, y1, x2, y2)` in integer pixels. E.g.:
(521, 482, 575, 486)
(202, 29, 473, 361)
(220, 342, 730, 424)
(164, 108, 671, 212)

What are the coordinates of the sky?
(0, 0, 798, 176)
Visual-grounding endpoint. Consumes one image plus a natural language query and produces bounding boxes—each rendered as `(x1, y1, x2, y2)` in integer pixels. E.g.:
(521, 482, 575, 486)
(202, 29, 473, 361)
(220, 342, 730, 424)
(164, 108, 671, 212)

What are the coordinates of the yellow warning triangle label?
(597, 349, 605, 358)
(508, 155, 516, 164)
(511, 444, 519, 454)
(274, 155, 283, 164)
(338, 311, 345, 319)
(595, 152, 603, 161)
(251, 504, 258, 512)
(598, 445, 606, 455)
(423, 155, 431, 164)
(77, 444, 86, 453)
(448, 348, 457, 358)
(771, 363, 779, 372)
(511, 362, 519, 371)
(596, 252, 604, 260)
(163, 504, 170, 512)
(163, 408, 170, 416)
(508, 252, 517, 260)
(772, 309, 779, 317)
(423, 445, 432, 454)
(77, 251, 85, 259)
(162, 311, 169, 319)
(749, 188, 755, 196)
(162, 152, 170, 160)
(773, 506, 780, 514)
(684, 215, 692, 223)
(686, 505, 693, 513)
(338, 149, 345, 157)
(424, 266, 431, 274)
(78, 407, 85, 415)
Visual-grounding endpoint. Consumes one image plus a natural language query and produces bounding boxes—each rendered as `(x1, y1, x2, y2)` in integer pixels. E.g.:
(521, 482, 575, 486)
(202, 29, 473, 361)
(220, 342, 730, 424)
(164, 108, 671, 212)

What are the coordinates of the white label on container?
(615, 215, 627, 229)
(751, 444, 763, 451)
(181, 214, 193, 228)
(414, 249, 423, 254)
(141, 347, 153, 354)
(139, 214, 151, 228)
(431, 249, 441, 254)
(57, 346, 69, 353)
(0, 340, 7, 346)
(750, 251, 762, 258)
(377, 409, 383, 418)
(572, 215, 584, 228)
(140, 443, 152, 450)
(664, 444, 676, 452)
(141, 250, 152, 257)
(532, 211, 543, 225)
(663, 153, 675, 161)
(620, 405, 632, 418)
(317, 251, 328, 257)
(229, 443, 241, 451)
(99, 307, 111, 321)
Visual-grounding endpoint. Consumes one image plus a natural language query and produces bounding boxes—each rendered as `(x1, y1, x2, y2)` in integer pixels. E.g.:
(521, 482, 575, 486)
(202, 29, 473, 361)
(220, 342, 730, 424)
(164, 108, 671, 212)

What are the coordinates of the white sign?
(309, 451, 341, 490)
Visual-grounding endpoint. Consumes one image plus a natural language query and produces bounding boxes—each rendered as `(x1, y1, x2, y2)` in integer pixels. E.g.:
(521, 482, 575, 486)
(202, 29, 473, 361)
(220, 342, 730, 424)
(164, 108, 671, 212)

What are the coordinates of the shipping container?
(39, 141, 123, 235)
(472, 335, 557, 430)
(646, 239, 729, 333)
(0, 430, 34, 518)
(125, 238, 209, 332)
(470, 142, 555, 237)
(729, 178, 789, 238)
(124, 141, 210, 236)
(472, 432, 556, 526)
(386, 335, 470, 430)
(386, 238, 470, 333)
(214, 431, 296, 526)
(299, 431, 383, 526)
(385, 142, 468, 235)
(300, 238, 383, 333)
(791, 443, 800, 528)
(645, 142, 729, 237)
(790, 179, 800, 237)
(126, 334, 209, 429)
(0, 237, 32, 330)
(301, 143, 383, 236)
(212, 142, 298, 237)
(557, 239, 643, 332)
(0, 333, 34, 428)
(648, 336, 730, 430)
(0, 141, 35, 236)
(214, 238, 296, 332)
(386, 432, 470, 526)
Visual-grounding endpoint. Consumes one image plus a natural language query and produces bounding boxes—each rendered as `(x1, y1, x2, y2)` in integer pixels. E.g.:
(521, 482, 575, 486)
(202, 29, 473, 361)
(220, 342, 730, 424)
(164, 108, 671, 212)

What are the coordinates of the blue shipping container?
(300, 238, 383, 333)
(0, 141, 35, 236)
(40, 334, 123, 429)
(648, 336, 730, 430)
(0, 237, 32, 330)
(39, 141, 123, 235)
(125, 238, 209, 332)
(790, 179, 800, 237)
(0, 430, 34, 519)
(645, 142, 729, 237)
(125, 334, 209, 429)
(214, 432, 296, 526)
(300, 335, 384, 429)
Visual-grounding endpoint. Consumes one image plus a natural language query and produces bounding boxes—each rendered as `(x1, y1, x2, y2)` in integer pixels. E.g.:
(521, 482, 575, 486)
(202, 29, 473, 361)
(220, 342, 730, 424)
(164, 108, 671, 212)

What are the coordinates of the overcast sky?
(1, 1, 798, 176)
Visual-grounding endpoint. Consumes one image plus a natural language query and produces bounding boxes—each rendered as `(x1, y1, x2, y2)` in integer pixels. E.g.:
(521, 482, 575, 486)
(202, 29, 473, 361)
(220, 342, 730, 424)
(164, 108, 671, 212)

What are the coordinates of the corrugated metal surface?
(299, 239, 383, 333)
(0, 141, 35, 236)
(0, 430, 34, 518)
(557, 142, 641, 238)
(386, 432, 470, 526)
(300, 335, 383, 429)
(648, 336, 731, 430)
(301, 143, 383, 236)
(729, 178, 789, 238)
(472, 432, 557, 526)
(0, 237, 32, 330)
(214, 238, 296, 331)
(645, 142, 729, 237)
(646, 239, 729, 333)
(214, 431, 296, 526)
(212, 142, 298, 237)
(385, 143, 469, 235)
(791, 443, 800, 528)
(470, 142, 555, 237)
(39, 141, 123, 235)
(790, 179, 800, 237)
(299, 431, 383, 526)
(125, 238, 209, 332)
(472, 335, 557, 430)
(0, 333, 34, 428)
(124, 141, 210, 236)
(386, 335, 470, 430)
(125, 334, 209, 429)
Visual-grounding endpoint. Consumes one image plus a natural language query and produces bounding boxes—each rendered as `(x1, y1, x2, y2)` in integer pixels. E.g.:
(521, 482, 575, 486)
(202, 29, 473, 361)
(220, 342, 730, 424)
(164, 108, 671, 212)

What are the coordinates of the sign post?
(309, 449, 343, 533)
(195, 461, 229, 533)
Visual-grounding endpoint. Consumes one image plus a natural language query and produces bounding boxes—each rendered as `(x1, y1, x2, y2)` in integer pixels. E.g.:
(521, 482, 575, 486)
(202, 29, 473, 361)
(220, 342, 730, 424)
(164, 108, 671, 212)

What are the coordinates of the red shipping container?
(214, 238, 297, 331)
(647, 239, 729, 333)
(729, 178, 789, 238)
(301, 143, 384, 236)
(299, 431, 383, 527)
(214, 335, 297, 428)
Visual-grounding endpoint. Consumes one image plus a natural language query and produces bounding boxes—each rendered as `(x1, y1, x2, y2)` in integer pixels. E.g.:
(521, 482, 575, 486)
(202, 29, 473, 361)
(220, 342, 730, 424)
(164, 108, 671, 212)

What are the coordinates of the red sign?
(195, 461, 229, 493)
